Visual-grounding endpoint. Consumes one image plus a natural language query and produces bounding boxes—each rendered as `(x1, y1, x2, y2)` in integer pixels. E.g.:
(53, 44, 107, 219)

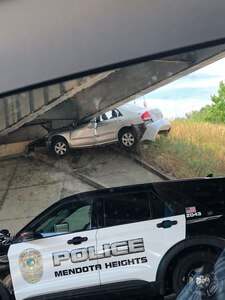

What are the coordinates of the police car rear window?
(104, 192, 151, 227)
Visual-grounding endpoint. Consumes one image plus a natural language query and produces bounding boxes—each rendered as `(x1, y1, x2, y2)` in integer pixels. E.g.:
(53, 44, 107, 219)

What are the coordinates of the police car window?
(33, 201, 91, 237)
(104, 192, 151, 227)
(63, 205, 91, 232)
(150, 193, 176, 219)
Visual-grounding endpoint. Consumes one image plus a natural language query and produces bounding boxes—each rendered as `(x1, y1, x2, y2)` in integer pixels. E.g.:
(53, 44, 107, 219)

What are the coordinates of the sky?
(133, 57, 225, 119)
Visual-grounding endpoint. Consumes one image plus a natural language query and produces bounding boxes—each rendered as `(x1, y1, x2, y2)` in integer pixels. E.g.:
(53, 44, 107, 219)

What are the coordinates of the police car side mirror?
(0, 229, 10, 238)
(0, 229, 10, 243)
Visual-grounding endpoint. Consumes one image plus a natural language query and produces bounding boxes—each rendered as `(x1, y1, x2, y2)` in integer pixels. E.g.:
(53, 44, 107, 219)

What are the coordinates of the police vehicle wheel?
(2, 275, 12, 295)
(118, 128, 137, 149)
(172, 251, 218, 299)
(153, 296, 164, 300)
(52, 137, 69, 157)
(0, 279, 11, 300)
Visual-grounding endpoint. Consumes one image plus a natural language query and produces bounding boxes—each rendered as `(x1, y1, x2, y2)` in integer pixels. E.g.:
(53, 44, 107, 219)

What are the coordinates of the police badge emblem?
(19, 248, 43, 284)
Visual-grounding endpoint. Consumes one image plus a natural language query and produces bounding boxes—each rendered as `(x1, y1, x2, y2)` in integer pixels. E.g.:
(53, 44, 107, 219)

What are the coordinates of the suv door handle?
(67, 236, 88, 245)
(157, 220, 178, 229)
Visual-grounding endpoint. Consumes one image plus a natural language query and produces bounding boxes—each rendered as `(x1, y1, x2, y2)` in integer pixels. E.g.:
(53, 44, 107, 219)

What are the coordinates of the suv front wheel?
(118, 128, 137, 149)
(52, 137, 69, 157)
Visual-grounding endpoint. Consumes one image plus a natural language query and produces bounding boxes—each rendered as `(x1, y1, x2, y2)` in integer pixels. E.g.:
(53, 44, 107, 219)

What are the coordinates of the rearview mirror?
(54, 223, 69, 233)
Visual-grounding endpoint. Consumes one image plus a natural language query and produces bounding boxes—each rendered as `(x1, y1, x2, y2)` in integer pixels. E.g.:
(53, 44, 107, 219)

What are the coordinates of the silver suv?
(47, 104, 171, 157)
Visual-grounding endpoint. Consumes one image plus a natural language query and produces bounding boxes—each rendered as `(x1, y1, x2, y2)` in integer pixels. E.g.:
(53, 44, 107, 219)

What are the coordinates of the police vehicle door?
(8, 199, 101, 300)
(96, 191, 186, 293)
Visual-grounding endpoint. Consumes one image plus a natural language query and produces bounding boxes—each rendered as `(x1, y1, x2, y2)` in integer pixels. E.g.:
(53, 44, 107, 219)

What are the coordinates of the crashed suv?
(0, 177, 225, 300)
(28, 103, 171, 157)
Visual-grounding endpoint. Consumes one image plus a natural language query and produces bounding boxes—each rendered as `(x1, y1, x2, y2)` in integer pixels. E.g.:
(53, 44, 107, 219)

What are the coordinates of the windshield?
(1, 43, 225, 300)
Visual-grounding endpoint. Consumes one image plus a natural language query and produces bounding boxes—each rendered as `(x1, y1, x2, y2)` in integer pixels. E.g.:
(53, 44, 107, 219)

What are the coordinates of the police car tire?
(0, 280, 11, 300)
(172, 251, 218, 299)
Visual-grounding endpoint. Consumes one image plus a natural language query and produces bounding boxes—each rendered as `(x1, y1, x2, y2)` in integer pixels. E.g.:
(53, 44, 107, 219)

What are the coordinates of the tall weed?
(139, 120, 225, 178)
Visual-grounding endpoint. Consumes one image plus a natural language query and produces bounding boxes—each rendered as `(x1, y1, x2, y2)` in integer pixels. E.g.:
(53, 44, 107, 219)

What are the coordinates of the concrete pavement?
(67, 147, 163, 187)
(0, 156, 94, 234)
(0, 146, 163, 234)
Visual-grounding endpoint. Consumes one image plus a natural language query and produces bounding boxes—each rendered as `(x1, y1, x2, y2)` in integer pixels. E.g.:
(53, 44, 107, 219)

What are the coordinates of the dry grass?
(139, 120, 225, 178)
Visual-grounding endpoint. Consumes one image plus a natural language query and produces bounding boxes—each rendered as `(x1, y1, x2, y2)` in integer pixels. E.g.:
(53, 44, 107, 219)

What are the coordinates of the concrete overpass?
(1, 1, 225, 145)
(1, 43, 225, 144)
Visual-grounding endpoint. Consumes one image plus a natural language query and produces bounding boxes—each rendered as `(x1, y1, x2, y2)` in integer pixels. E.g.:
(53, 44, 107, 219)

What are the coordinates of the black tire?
(0, 279, 11, 300)
(172, 251, 219, 300)
(118, 128, 137, 149)
(52, 137, 69, 157)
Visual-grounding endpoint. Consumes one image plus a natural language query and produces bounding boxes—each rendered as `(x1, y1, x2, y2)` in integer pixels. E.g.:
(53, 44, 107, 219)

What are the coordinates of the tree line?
(186, 81, 225, 123)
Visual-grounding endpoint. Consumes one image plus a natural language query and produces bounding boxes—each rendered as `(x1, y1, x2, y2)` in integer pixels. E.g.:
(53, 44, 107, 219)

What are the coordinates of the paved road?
(0, 146, 163, 234)
(0, 155, 95, 233)
(36, 146, 164, 187)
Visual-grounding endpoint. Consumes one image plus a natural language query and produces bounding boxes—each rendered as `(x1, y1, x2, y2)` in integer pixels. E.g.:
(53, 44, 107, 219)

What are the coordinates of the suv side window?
(32, 200, 94, 238)
(103, 192, 151, 227)
(100, 109, 122, 121)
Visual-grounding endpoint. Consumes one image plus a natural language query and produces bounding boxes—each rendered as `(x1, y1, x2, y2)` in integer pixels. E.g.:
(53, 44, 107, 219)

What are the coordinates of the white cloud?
(133, 98, 212, 119)
(194, 57, 225, 77)
(158, 77, 222, 90)
(134, 57, 225, 119)
(149, 57, 225, 92)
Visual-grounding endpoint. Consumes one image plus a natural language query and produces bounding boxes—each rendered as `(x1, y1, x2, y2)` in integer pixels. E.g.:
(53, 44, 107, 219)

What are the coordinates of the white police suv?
(0, 177, 225, 300)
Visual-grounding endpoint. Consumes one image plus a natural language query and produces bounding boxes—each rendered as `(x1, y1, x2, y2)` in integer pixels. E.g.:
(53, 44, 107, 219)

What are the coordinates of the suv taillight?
(141, 111, 151, 121)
